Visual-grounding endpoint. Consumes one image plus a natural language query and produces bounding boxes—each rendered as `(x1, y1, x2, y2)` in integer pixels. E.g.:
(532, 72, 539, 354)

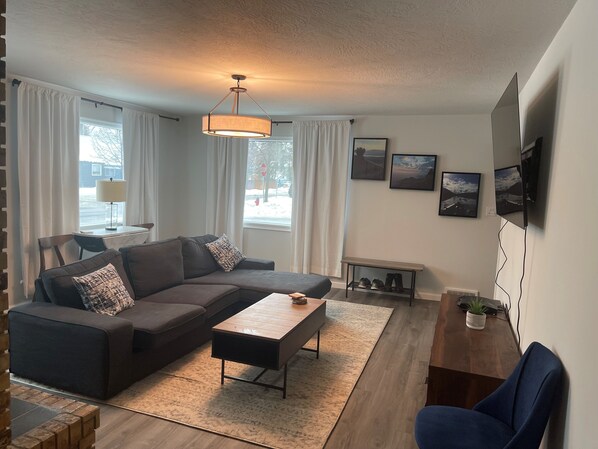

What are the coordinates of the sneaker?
(371, 279, 385, 290)
(358, 277, 371, 288)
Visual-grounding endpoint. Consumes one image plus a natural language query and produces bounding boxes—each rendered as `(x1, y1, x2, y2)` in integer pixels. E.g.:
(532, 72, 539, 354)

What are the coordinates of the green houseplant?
(466, 297, 487, 330)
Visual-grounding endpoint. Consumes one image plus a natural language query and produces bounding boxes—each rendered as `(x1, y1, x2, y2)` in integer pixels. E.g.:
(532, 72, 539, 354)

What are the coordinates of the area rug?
(106, 300, 392, 449)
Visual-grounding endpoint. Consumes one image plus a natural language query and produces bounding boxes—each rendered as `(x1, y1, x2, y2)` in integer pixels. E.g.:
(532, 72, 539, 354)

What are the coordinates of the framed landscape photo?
(351, 138, 388, 180)
(438, 172, 481, 218)
(389, 154, 437, 190)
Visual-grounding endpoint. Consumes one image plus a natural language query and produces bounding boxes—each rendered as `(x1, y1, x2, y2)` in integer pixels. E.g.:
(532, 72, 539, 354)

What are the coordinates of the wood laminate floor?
(94, 289, 439, 449)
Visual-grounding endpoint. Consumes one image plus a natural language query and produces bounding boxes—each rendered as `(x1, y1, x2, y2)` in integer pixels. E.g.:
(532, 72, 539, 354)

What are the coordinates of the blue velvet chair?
(415, 341, 562, 449)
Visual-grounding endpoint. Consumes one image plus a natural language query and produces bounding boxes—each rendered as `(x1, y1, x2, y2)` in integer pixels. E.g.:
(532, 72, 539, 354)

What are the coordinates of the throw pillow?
(205, 234, 245, 272)
(72, 263, 135, 316)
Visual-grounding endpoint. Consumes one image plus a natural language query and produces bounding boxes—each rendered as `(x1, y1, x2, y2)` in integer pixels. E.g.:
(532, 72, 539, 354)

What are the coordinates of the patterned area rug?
(107, 300, 393, 449)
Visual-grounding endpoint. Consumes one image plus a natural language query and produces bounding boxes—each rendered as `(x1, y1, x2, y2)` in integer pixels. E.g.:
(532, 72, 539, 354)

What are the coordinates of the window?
(79, 120, 124, 229)
(91, 163, 102, 176)
(244, 138, 293, 227)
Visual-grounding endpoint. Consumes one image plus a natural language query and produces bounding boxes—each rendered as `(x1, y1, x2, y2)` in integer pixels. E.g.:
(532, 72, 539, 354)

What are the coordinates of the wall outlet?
(486, 207, 497, 216)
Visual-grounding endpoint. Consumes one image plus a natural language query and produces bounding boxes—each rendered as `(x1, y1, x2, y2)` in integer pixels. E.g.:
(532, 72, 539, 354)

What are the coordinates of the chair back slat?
(38, 234, 76, 275)
(134, 223, 155, 230)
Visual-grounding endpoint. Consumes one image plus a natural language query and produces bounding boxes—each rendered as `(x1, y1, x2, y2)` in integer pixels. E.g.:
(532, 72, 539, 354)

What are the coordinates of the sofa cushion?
(184, 269, 332, 302)
(116, 301, 205, 351)
(41, 249, 134, 310)
(141, 284, 240, 318)
(72, 263, 135, 316)
(205, 234, 245, 272)
(178, 235, 220, 279)
(120, 239, 184, 298)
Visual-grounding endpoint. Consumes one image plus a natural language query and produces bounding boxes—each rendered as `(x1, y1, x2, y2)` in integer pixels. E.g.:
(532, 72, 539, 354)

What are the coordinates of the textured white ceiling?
(7, 0, 576, 116)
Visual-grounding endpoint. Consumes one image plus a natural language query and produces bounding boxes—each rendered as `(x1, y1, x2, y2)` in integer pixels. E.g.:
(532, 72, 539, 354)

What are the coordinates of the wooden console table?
(341, 256, 424, 306)
(425, 294, 520, 408)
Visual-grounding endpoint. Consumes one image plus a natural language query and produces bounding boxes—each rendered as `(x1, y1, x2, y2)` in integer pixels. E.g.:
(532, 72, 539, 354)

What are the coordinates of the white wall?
(180, 114, 209, 237)
(232, 116, 500, 298)
(494, 0, 598, 446)
(346, 115, 500, 299)
(157, 115, 193, 239)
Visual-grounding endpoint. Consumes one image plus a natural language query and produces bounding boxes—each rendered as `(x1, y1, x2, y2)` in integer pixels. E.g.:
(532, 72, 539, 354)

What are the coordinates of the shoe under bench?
(341, 256, 424, 306)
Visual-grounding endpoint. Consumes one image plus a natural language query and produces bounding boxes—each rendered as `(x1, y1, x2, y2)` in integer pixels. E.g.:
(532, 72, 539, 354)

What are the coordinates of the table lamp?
(96, 178, 126, 230)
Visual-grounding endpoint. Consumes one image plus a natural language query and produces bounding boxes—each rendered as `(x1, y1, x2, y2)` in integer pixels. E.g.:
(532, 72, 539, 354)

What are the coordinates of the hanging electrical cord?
(495, 220, 512, 312)
(515, 226, 528, 346)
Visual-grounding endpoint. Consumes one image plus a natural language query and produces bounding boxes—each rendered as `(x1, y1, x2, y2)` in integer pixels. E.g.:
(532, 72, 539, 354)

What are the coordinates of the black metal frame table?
(212, 293, 326, 399)
(341, 256, 425, 306)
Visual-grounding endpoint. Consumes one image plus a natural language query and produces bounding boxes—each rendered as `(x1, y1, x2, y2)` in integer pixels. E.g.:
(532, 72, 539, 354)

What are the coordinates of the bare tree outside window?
(244, 138, 293, 226)
(80, 122, 123, 166)
(79, 121, 124, 228)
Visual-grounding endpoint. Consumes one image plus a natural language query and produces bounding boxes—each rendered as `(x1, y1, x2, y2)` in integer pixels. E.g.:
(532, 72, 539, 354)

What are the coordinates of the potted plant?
(466, 298, 487, 330)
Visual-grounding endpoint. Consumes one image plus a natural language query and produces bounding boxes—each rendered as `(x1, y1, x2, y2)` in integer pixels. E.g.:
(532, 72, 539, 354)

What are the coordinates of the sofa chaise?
(9, 235, 331, 399)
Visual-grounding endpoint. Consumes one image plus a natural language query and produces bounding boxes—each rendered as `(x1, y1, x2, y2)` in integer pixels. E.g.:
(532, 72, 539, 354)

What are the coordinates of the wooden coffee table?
(211, 293, 326, 398)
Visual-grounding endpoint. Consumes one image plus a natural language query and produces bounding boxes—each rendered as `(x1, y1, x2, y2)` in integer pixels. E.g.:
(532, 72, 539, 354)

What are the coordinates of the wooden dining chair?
(38, 234, 77, 276)
(133, 222, 155, 230)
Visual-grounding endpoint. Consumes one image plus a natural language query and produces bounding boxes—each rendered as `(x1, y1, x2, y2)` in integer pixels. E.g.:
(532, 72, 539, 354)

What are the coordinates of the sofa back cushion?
(178, 235, 221, 279)
(41, 249, 134, 309)
(120, 239, 184, 298)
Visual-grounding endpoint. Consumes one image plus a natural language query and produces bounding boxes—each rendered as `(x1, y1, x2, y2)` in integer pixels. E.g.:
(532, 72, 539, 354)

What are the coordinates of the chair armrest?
(9, 302, 134, 399)
(236, 258, 275, 271)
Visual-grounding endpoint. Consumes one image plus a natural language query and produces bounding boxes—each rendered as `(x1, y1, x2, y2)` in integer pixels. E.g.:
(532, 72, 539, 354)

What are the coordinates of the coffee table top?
(212, 293, 326, 341)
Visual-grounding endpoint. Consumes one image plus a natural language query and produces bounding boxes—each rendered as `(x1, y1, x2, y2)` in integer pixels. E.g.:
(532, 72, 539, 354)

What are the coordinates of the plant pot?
(466, 311, 486, 330)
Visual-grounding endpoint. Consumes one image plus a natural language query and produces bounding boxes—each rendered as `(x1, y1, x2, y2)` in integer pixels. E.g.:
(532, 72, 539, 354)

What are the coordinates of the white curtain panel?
(205, 137, 248, 248)
(291, 120, 351, 277)
(17, 82, 80, 297)
(123, 108, 159, 240)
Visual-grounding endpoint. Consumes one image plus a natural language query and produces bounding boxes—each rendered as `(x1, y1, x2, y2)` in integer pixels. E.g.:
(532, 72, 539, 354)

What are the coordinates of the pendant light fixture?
(202, 74, 272, 138)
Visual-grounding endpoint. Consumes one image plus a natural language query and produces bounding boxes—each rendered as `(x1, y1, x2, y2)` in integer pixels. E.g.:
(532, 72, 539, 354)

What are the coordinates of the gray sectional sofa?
(8, 235, 331, 399)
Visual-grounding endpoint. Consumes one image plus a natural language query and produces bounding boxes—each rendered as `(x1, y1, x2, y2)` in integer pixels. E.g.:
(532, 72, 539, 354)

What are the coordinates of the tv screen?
(491, 73, 526, 228)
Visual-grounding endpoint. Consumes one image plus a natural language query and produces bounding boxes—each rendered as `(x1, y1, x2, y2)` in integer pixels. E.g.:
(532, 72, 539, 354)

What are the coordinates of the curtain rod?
(11, 79, 353, 125)
(273, 119, 354, 125)
(11, 78, 180, 122)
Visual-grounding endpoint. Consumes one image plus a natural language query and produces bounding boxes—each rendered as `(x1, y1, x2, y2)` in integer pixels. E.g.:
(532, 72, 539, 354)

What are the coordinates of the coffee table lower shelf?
(219, 330, 321, 399)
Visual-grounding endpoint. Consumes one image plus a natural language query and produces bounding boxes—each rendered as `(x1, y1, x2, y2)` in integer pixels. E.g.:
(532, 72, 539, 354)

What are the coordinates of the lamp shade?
(202, 114, 271, 138)
(96, 179, 126, 202)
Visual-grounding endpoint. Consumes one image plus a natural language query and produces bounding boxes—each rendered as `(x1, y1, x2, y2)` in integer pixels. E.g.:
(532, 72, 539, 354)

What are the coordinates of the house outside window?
(79, 120, 124, 228)
(91, 163, 102, 176)
(243, 138, 293, 228)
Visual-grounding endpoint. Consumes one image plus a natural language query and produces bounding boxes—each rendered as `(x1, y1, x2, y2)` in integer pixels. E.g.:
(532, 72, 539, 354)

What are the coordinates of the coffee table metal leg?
(283, 363, 288, 399)
(316, 330, 320, 359)
(221, 359, 225, 385)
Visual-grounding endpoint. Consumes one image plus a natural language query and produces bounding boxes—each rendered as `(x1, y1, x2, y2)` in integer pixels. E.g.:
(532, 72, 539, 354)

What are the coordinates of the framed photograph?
(389, 154, 437, 190)
(438, 172, 481, 218)
(351, 138, 388, 180)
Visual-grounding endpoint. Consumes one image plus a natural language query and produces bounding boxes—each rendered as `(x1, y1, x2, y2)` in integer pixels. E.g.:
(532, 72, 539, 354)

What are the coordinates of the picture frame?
(351, 138, 388, 180)
(438, 171, 481, 218)
(389, 154, 437, 190)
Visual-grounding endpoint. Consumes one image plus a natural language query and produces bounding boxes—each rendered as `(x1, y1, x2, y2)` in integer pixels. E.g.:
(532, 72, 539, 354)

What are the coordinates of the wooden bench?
(341, 256, 425, 306)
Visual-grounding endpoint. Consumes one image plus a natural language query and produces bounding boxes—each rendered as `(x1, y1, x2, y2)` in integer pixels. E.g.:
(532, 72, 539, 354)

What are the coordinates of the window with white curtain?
(243, 137, 293, 228)
(79, 120, 124, 228)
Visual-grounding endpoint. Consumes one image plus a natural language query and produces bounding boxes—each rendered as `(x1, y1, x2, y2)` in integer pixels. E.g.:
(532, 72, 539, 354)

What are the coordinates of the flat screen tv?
(491, 73, 541, 229)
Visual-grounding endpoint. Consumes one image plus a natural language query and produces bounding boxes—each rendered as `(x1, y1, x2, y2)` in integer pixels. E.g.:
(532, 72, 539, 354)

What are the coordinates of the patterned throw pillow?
(205, 234, 245, 272)
(72, 263, 135, 316)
